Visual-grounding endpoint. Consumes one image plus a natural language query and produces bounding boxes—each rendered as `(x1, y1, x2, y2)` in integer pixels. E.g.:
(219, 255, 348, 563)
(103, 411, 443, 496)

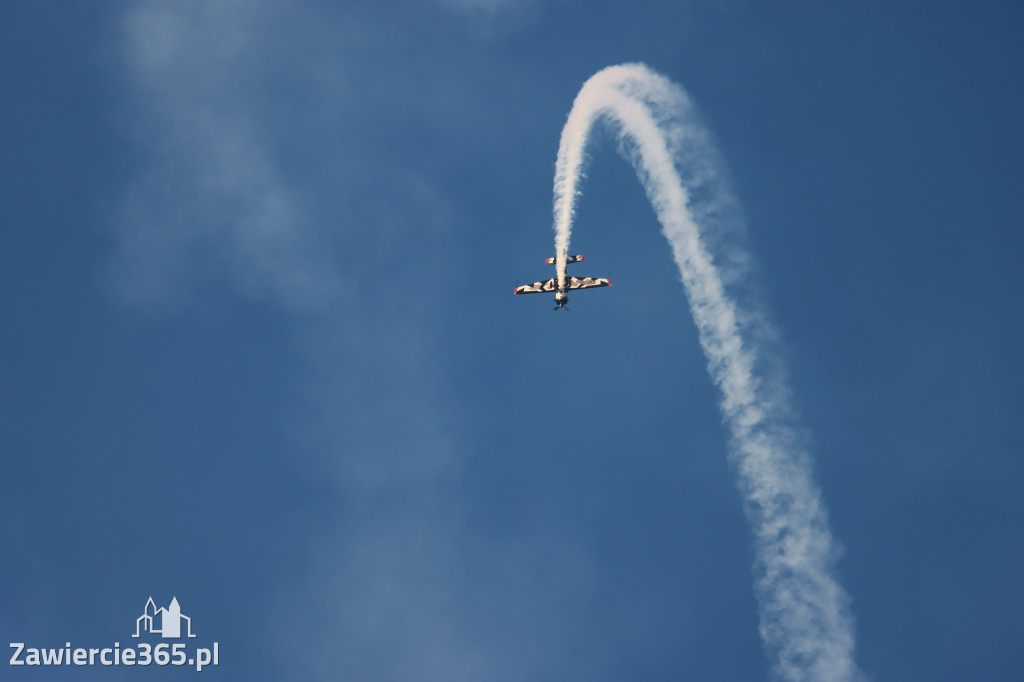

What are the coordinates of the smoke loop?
(553, 64, 861, 682)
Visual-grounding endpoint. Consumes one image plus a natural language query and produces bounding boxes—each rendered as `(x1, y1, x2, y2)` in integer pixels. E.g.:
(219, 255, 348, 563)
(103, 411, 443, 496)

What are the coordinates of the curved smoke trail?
(553, 64, 860, 682)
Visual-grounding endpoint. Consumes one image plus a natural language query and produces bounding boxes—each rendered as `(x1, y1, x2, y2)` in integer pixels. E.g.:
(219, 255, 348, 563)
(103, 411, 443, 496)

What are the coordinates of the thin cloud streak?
(112, 0, 342, 312)
(553, 63, 861, 682)
(112, 3, 480, 679)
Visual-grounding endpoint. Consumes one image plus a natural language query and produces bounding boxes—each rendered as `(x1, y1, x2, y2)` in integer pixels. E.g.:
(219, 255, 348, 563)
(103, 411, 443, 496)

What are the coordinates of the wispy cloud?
(111, 0, 342, 312)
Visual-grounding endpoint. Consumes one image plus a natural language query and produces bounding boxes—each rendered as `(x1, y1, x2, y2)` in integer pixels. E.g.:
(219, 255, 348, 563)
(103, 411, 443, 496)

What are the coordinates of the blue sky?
(2, 1, 1023, 680)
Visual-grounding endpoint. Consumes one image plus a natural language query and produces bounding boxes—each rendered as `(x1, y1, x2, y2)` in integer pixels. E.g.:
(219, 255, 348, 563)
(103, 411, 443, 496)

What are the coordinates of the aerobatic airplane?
(514, 251, 610, 310)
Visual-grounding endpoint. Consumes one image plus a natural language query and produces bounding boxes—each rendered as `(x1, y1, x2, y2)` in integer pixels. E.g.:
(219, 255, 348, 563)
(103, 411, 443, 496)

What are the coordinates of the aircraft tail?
(546, 254, 584, 265)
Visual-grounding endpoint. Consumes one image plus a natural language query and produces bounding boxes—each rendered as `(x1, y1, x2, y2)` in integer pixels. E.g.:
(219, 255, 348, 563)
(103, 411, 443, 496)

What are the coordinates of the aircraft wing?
(567, 276, 611, 290)
(514, 278, 557, 295)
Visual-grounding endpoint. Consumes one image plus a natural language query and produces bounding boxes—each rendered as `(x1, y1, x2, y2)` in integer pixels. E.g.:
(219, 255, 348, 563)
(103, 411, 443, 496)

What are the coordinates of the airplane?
(514, 251, 610, 310)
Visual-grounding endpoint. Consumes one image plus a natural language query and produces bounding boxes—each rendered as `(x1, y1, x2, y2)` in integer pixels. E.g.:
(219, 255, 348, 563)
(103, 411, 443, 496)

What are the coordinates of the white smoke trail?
(553, 64, 861, 682)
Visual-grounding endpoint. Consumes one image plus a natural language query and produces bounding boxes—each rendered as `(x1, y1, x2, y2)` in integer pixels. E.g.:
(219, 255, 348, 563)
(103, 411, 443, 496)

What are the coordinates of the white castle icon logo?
(133, 597, 197, 639)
